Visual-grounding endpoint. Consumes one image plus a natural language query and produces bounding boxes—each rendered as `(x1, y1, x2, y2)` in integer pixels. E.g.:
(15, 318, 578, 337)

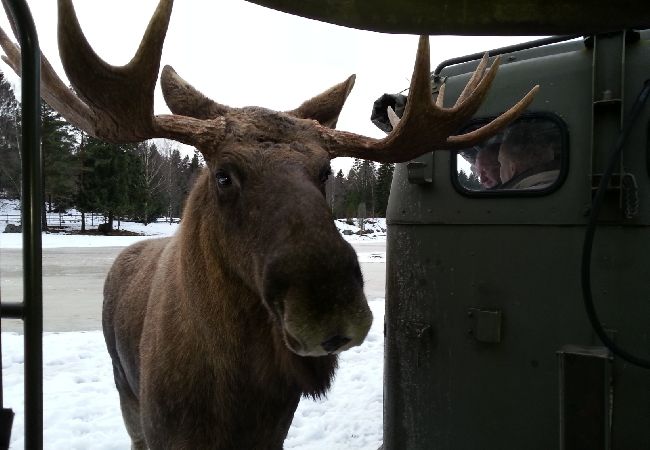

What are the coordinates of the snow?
(0, 199, 387, 249)
(0, 198, 386, 449)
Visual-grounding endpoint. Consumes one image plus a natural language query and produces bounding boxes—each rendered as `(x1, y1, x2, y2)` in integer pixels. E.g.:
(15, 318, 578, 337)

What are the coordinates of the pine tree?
(76, 137, 144, 231)
(458, 169, 481, 190)
(157, 141, 204, 221)
(0, 73, 21, 198)
(167, 148, 185, 218)
(375, 162, 394, 217)
(345, 158, 377, 220)
(358, 160, 377, 217)
(325, 169, 348, 218)
(41, 101, 79, 215)
(344, 160, 362, 221)
(186, 149, 202, 194)
(133, 141, 166, 224)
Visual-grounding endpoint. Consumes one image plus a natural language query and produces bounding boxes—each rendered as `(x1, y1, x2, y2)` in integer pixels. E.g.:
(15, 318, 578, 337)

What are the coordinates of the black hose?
(581, 78, 650, 369)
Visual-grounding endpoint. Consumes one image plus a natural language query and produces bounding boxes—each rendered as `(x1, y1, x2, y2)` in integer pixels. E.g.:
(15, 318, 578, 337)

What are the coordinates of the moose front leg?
(112, 365, 148, 450)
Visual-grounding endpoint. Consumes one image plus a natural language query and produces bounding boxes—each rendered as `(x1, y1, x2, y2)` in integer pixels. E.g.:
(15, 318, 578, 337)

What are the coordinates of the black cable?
(581, 78, 650, 369)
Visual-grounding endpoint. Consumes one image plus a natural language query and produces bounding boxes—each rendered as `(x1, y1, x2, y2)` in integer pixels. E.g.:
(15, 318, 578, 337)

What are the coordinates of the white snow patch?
(0, 200, 386, 248)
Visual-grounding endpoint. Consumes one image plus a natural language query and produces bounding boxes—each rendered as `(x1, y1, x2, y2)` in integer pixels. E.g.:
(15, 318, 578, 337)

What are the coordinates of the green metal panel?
(385, 32, 650, 449)
(385, 225, 650, 449)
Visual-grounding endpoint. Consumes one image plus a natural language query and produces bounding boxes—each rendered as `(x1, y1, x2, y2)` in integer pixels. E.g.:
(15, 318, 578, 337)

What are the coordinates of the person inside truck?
(473, 137, 502, 189)
(497, 120, 561, 190)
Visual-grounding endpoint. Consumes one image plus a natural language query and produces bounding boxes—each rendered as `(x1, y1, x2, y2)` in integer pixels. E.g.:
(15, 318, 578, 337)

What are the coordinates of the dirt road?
(0, 241, 386, 332)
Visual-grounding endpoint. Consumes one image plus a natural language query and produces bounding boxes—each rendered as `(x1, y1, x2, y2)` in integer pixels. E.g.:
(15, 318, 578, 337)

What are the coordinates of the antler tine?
(320, 35, 538, 163)
(0, 21, 95, 133)
(0, 0, 19, 44)
(386, 106, 400, 130)
(395, 35, 437, 129)
(0, 0, 223, 149)
(56, 0, 172, 142)
(391, 75, 446, 128)
(440, 55, 502, 123)
(455, 53, 489, 106)
(161, 65, 232, 120)
(447, 84, 540, 148)
(435, 82, 446, 108)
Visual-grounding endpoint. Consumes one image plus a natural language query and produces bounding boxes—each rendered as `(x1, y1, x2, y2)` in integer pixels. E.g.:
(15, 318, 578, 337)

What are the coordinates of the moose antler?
(0, 0, 537, 165)
(0, 0, 225, 149)
(318, 36, 539, 163)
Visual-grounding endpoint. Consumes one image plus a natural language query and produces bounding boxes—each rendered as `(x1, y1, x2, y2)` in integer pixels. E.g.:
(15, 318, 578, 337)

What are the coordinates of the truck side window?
(455, 114, 566, 194)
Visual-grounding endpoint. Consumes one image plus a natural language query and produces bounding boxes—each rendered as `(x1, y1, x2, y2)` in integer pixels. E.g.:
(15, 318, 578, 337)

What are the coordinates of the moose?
(0, 0, 537, 448)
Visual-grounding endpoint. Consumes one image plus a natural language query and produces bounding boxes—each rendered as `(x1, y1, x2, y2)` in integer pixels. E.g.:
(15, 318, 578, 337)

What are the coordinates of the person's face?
(475, 147, 501, 188)
(498, 147, 516, 184)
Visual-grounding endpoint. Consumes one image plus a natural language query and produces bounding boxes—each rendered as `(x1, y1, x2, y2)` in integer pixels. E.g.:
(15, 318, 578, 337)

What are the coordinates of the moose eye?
(215, 170, 232, 186)
(319, 166, 332, 184)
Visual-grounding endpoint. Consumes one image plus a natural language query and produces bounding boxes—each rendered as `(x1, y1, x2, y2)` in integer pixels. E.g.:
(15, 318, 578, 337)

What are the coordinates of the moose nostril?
(321, 335, 352, 353)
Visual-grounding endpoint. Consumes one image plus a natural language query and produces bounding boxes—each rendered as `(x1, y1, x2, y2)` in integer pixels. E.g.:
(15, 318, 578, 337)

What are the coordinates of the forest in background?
(0, 73, 394, 231)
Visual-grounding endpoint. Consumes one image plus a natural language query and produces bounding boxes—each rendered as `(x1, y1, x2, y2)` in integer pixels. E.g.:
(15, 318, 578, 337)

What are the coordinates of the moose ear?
(161, 65, 231, 119)
(287, 74, 356, 129)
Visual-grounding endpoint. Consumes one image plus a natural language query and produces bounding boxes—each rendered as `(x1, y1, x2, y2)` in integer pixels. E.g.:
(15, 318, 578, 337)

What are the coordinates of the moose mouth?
(272, 307, 310, 356)
(282, 327, 353, 357)
(281, 327, 309, 355)
(273, 306, 354, 357)
(269, 303, 306, 355)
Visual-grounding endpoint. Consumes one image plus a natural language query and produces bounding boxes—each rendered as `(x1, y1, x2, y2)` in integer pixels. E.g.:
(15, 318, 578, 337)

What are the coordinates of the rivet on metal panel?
(467, 308, 502, 343)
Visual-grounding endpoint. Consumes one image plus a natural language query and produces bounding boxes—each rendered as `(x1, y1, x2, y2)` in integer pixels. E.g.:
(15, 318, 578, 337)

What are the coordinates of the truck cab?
(381, 31, 650, 449)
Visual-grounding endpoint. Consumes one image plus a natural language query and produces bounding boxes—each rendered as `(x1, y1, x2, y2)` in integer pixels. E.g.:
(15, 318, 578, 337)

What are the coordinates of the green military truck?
(375, 31, 650, 449)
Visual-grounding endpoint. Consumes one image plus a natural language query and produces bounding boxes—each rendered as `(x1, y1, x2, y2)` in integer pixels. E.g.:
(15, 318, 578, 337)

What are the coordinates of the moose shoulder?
(0, 0, 537, 448)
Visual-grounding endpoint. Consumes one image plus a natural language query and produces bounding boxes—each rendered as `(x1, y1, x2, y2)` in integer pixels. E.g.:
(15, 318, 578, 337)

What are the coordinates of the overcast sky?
(0, 0, 541, 173)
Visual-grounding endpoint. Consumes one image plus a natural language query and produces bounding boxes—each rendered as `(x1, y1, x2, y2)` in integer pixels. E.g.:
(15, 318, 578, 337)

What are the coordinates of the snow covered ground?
(0, 199, 387, 249)
(0, 198, 386, 449)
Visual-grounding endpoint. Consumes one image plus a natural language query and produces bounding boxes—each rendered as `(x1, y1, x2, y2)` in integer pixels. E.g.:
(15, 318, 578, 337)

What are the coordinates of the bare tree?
(0, 72, 21, 199)
(158, 139, 178, 223)
(135, 141, 165, 224)
(357, 202, 367, 233)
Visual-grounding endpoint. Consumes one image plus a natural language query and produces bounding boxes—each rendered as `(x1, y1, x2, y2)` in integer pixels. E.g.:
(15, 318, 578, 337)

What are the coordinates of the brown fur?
(103, 80, 372, 449)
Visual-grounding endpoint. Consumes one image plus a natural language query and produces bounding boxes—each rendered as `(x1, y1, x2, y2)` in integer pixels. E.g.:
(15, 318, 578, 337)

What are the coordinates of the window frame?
(450, 111, 570, 198)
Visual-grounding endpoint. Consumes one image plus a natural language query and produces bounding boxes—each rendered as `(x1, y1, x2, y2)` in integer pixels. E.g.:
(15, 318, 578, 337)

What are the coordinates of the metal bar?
(0, 408, 14, 450)
(0, 303, 23, 320)
(433, 35, 582, 77)
(2, 0, 42, 448)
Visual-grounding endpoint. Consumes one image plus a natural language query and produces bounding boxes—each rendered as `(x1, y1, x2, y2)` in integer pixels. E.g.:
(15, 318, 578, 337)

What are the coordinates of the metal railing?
(0, 0, 42, 449)
(1, 212, 104, 229)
